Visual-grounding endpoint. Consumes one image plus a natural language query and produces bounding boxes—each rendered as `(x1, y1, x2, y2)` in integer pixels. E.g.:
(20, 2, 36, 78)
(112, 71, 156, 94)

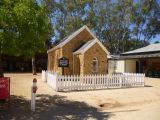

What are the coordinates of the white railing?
(42, 70, 58, 91)
(42, 71, 145, 92)
(42, 70, 47, 82)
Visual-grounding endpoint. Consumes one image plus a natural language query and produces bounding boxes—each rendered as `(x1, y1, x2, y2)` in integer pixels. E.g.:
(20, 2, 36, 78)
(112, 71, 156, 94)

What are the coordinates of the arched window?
(92, 57, 98, 73)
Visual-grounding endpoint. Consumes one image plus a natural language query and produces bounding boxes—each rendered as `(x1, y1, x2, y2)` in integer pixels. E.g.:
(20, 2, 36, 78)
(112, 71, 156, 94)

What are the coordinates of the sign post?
(31, 78, 37, 112)
(62, 67, 64, 76)
(58, 57, 69, 75)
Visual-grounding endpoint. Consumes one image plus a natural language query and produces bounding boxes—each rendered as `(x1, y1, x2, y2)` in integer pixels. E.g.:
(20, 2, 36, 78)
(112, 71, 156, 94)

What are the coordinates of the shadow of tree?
(0, 94, 113, 120)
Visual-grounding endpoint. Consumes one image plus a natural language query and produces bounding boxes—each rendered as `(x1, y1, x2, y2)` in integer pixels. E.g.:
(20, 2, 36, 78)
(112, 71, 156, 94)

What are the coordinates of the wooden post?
(62, 67, 64, 75)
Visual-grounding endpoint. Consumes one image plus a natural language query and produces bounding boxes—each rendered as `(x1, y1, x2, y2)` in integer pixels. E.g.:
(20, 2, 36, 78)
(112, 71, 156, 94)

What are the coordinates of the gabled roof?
(47, 25, 96, 53)
(73, 38, 110, 55)
(122, 43, 160, 55)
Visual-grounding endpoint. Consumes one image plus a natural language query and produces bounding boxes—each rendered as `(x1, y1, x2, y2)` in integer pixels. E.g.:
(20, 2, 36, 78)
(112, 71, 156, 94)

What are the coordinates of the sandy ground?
(0, 73, 160, 120)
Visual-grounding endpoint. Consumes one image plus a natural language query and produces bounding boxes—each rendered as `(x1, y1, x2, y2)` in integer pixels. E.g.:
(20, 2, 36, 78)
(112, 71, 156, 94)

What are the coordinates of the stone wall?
(48, 29, 108, 75)
(83, 43, 108, 74)
(73, 54, 80, 75)
(48, 48, 62, 74)
(62, 29, 94, 75)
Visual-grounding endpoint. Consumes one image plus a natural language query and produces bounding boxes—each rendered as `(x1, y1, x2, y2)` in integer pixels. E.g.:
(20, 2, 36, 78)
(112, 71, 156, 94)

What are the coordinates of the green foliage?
(47, 0, 159, 54)
(154, 41, 160, 44)
(125, 39, 149, 51)
(45, 0, 95, 42)
(1, 0, 159, 56)
(132, 0, 160, 42)
(0, 0, 52, 57)
(0, 0, 52, 76)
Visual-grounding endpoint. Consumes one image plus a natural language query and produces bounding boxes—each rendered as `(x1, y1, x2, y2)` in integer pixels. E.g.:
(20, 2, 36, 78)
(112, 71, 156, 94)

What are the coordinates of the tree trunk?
(0, 54, 4, 77)
(32, 55, 37, 75)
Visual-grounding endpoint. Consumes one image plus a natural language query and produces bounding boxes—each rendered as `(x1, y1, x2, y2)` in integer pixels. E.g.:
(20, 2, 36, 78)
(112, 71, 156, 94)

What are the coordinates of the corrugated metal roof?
(120, 53, 160, 59)
(108, 55, 120, 60)
(122, 43, 160, 55)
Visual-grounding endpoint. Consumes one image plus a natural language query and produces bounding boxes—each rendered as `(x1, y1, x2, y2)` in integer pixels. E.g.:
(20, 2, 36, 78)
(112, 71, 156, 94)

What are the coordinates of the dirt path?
(0, 73, 160, 120)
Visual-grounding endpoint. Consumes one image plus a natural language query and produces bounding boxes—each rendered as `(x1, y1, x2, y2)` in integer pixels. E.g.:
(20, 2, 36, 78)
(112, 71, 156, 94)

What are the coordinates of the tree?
(48, 0, 142, 54)
(154, 41, 160, 44)
(14, 0, 52, 75)
(132, 0, 160, 42)
(45, 0, 95, 43)
(0, 0, 19, 77)
(83, 0, 135, 54)
(0, 0, 52, 77)
(44, 0, 159, 54)
(145, 0, 160, 40)
(125, 39, 149, 51)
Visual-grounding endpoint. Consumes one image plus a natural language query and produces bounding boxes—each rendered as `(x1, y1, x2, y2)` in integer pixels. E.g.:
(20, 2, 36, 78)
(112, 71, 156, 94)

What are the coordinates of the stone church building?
(47, 25, 110, 75)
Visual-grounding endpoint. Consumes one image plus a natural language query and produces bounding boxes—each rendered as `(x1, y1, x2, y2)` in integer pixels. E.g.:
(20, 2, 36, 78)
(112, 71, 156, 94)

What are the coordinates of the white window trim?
(92, 57, 99, 73)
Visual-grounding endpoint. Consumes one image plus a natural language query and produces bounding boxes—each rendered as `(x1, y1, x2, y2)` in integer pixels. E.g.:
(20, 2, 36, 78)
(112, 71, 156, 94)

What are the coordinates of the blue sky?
(156, 0, 160, 43)
(38, 0, 160, 44)
(150, 35, 160, 43)
(150, 0, 160, 43)
(151, 0, 160, 43)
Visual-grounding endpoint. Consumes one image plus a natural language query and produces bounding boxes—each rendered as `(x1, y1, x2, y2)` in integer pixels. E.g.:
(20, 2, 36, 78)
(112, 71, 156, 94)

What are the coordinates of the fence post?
(119, 74, 122, 88)
(55, 73, 58, 91)
(42, 70, 47, 82)
(143, 74, 145, 86)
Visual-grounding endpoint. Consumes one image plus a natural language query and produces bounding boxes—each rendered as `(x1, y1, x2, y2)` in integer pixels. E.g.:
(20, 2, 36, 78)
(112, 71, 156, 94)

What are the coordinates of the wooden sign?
(58, 57, 69, 67)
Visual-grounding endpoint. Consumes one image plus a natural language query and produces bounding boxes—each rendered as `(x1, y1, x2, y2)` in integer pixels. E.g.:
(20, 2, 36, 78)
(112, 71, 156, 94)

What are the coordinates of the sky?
(151, 0, 160, 43)
(37, 0, 160, 44)
(150, 35, 160, 43)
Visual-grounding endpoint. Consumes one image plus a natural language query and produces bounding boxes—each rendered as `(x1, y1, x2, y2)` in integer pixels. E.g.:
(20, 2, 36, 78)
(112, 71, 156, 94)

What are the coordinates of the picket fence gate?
(42, 71, 145, 92)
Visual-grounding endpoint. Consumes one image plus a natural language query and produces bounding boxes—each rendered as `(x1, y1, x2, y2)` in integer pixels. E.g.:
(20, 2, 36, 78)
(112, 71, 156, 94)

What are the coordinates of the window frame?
(92, 57, 99, 73)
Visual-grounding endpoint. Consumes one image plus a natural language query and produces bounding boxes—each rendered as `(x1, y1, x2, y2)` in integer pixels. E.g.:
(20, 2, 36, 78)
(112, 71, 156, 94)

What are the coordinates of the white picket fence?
(42, 70, 47, 82)
(42, 70, 145, 92)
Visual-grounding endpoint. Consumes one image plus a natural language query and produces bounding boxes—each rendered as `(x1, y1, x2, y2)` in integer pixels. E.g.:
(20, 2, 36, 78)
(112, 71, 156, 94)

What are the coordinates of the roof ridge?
(73, 39, 96, 54)
(122, 43, 160, 55)
(47, 25, 96, 53)
(74, 38, 110, 55)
